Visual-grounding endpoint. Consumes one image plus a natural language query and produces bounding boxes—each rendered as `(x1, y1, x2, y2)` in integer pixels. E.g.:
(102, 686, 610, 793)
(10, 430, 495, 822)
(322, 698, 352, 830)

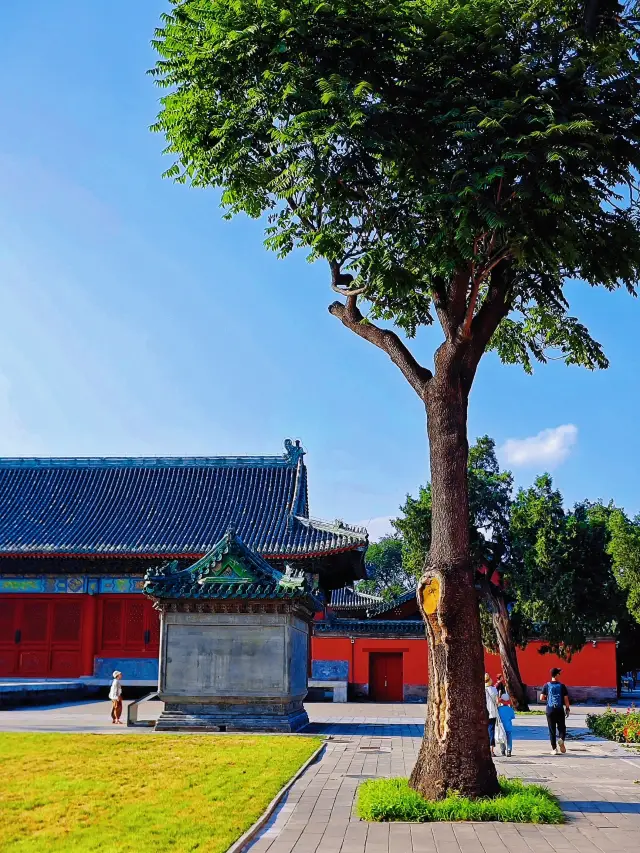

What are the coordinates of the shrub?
(357, 777, 564, 824)
(587, 708, 640, 744)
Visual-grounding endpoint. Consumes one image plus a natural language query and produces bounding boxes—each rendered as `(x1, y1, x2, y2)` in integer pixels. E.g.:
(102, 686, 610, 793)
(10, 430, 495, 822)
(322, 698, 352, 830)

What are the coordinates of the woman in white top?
(484, 673, 499, 756)
(109, 670, 123, 725)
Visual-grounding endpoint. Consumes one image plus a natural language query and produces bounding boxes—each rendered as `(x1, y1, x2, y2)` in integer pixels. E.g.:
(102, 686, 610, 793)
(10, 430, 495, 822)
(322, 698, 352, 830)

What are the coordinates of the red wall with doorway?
(311, 634, 617, 697)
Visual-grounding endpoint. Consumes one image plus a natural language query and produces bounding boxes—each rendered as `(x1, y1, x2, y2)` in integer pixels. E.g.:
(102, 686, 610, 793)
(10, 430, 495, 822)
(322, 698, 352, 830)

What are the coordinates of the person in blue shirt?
(498, 694, 516, 757)
(540, 667, 571, 754)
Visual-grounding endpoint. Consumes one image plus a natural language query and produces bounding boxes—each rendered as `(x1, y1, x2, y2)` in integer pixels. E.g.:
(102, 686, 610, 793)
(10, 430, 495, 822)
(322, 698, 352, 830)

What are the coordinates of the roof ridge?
(297, 515, 368, 536)
(0, 439, 305, 470)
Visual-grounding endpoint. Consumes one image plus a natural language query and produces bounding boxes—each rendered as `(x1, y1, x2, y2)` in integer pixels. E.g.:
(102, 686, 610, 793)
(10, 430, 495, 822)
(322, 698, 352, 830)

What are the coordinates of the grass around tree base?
(0, 733, 321, 853)
(357, 777, 564, 824)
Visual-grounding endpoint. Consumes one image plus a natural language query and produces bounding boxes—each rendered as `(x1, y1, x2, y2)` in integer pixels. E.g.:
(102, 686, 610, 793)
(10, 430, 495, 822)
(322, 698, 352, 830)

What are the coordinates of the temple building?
(0, 440, 367, 681)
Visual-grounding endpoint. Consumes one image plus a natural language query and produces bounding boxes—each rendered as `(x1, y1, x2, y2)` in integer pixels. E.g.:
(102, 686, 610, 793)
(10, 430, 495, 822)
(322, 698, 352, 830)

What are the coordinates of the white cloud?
(357, 515, 395, 542)
(499, 424, 578, 468)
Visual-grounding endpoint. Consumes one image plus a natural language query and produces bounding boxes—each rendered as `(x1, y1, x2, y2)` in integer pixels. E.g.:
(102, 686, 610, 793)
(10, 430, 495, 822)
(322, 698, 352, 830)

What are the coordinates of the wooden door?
(18, 599, 50, 675)
(369, 653, 404, 702)
(0, 599, 19, 675)
(98, 597, 160, 657)
(0, 597, 84, 677)
(50, 600, 83, 676)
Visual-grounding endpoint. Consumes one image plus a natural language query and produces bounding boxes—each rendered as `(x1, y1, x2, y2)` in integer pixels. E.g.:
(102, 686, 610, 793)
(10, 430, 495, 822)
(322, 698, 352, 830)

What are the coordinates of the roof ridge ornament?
(283, 438, 305, 465)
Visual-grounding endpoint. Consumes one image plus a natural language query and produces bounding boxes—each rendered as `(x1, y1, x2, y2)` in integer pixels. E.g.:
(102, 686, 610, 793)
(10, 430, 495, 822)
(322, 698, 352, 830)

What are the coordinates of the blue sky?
(1, 0, 638, 537)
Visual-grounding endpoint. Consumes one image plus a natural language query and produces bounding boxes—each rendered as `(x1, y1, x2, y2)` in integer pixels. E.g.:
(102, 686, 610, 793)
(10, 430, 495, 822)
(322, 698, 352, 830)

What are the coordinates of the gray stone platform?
(0, 679, 100, 708)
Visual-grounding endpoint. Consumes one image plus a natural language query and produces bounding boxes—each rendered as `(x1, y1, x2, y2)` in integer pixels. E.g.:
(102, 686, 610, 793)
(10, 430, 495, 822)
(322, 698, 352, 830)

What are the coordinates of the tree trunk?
(492, 595, 530, 712)
(409, 371, 500, 800)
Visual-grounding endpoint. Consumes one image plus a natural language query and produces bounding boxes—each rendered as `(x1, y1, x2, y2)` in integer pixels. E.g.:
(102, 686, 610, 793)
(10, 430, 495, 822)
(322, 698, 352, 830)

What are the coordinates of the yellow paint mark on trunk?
(422, 577, 440, 614)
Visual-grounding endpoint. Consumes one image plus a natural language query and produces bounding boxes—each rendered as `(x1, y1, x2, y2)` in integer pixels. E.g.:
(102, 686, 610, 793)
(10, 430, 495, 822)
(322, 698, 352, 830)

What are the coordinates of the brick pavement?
(246, 706, 640, 853)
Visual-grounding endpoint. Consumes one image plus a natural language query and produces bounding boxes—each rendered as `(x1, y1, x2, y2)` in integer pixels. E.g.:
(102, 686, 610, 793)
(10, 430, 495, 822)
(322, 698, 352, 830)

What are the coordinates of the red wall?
(484, 640, 617, 689)
(312, 635, 617, 689)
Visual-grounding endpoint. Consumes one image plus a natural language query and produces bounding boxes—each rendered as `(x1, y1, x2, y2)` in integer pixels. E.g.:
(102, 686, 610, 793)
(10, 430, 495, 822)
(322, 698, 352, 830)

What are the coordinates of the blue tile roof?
(0, 440, 368, 560)
(330, 586, 382, 610)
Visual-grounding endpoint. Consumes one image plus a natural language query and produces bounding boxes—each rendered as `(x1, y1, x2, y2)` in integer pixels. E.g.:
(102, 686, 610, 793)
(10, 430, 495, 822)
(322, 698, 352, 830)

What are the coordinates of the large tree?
(152, 0, 640, 798)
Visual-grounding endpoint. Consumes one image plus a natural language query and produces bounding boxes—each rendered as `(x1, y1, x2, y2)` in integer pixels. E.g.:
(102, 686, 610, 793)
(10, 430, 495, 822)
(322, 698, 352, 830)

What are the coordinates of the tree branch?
(287, 196, 315, 232)
(448, 269, 470, 332)
(460, 262, 513, 391)
(331, 283, 368, 297)
(461, 249, 511, 339)
(329, 296, 432, 399)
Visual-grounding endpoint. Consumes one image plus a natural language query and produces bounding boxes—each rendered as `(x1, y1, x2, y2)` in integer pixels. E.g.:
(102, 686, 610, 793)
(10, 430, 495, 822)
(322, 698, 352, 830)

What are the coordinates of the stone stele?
(143, 529, 318, 732)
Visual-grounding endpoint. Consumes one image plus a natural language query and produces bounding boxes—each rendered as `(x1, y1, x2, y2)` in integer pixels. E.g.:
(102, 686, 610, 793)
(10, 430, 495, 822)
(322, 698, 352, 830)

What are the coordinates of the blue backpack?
(545, 682, 564, 710)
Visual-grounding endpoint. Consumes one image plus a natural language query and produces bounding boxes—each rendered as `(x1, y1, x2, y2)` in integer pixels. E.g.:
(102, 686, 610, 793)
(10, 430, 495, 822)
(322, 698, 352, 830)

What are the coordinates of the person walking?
(540, 667, 570, 754)
(498, 693, 516, 757)
(109, 670, 123, 725)
(485, 673, 499, 757)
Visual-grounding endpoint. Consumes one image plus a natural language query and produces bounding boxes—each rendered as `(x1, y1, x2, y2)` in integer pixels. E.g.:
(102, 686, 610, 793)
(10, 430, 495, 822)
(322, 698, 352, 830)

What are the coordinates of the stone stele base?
(155, 699, 308, 733)
(154, 607, 311, 732)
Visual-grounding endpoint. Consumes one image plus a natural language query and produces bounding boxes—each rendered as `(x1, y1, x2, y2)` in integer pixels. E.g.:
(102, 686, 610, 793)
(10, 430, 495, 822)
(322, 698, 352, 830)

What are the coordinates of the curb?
(226, 741, 326, 853)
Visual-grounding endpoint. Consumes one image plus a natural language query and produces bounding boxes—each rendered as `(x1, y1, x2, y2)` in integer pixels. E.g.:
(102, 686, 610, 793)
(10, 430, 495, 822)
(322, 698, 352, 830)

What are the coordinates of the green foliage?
(394, 436, 513, 574)
(152, 0, 640, 370)
(509, 482, 623, 655)
(587, 709, 640, 744)
(359, 536, 414, 601)
(605, 509, 640, 624)
(357, 776, 564, 823)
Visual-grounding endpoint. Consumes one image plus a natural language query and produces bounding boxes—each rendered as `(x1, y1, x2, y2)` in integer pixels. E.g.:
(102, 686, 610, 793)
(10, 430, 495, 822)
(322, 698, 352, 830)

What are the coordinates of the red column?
(81, 595, 98, 676)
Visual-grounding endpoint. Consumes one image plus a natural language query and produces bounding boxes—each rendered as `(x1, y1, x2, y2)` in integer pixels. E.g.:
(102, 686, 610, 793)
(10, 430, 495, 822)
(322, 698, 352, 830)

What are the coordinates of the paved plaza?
(1, 701, 640, 852)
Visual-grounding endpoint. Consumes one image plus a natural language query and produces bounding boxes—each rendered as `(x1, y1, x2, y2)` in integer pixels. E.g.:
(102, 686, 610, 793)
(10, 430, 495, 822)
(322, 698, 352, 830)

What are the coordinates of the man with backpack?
(540, 667, 571, 754)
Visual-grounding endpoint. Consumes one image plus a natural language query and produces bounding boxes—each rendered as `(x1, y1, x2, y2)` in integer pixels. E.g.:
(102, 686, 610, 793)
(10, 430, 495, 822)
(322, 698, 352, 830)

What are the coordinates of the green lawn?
(0, 733, 321, 853)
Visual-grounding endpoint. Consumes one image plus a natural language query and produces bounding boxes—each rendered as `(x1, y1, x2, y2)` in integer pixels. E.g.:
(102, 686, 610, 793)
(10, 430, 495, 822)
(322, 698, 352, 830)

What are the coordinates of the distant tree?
(359, 536, 413, 602)
(605, 509, 640, 624)
(152, 0, 640, 799)
(509, 483, 622, 655)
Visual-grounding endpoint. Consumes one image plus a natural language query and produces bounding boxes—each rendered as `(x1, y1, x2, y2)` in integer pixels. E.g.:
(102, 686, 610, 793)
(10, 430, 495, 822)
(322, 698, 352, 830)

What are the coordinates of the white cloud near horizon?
(357, 515, 395, 542)
(499, 424, 578, 468)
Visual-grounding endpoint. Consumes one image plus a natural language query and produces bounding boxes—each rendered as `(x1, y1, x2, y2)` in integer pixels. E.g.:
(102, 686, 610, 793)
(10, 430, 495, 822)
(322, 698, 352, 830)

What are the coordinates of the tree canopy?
(509, 482, 622, 655)
(153, 0, 640, 388)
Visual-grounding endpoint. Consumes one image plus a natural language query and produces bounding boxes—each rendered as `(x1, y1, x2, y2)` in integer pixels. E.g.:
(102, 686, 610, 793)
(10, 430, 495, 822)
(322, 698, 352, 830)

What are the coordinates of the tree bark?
(409, 364, 500, 800)
(491, 594, 530, 712)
